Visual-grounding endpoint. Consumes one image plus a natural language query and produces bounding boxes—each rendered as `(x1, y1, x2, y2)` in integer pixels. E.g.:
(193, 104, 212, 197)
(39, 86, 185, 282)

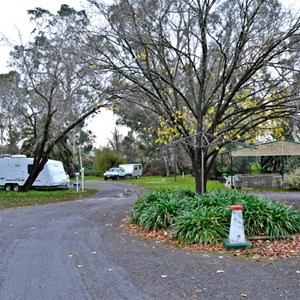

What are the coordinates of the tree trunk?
(194, 145, 206, 195)
(20, 157, 48, 192)
(163, 156, 170, 177)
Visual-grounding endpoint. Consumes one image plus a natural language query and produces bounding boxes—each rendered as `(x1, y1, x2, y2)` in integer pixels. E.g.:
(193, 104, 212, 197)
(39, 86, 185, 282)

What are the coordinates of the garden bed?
(125, 189, 300, 259)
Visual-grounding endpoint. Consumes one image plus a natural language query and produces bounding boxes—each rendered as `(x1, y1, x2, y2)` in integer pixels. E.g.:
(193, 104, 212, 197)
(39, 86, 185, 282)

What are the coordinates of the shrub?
(130, 189, 300, 244)
(171, 207, 229, 244)
(284, 168, 300, 190)
(130, 190, 188, 230)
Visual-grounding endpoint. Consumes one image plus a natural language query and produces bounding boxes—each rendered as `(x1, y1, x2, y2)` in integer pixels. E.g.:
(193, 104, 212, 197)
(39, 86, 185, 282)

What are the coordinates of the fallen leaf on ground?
(122, 222, 300, 259)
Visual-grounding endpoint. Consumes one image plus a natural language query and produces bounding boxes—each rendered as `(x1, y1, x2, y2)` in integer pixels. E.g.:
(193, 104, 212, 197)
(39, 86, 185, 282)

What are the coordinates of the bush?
(284, 168, 300, 190)
(171, 207, 229, 244)
(130, 189, 300, 244)
(130, 190, 189, 230)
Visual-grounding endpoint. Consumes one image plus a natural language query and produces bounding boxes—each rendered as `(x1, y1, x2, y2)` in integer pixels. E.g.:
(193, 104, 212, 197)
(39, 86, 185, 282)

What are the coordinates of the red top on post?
(231, 205, 243, 210)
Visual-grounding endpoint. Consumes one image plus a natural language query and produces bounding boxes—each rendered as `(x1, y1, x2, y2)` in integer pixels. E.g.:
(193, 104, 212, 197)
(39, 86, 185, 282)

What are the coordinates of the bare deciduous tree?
(86, 0, 300, 193)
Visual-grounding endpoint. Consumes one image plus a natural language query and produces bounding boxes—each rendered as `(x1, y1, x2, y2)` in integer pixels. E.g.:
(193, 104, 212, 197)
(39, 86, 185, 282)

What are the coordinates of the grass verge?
(0, 188, 97, 210)
(117, 174, 224, 191)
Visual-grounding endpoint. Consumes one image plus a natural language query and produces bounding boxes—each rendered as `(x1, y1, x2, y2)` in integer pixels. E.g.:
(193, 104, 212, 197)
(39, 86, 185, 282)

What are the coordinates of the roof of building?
(229, 140, 300, 157)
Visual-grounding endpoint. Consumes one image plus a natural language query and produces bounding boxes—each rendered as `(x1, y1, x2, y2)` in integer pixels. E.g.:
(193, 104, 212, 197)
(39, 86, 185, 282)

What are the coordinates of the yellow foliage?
(155, 107, 196, 144)
(94, 102, 101, 108)
(208, 107, 215, 115)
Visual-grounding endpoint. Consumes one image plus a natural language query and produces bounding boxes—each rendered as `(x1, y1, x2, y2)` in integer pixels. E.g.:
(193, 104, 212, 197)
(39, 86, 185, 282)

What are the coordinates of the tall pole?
(230, 154, 234, 189)
(79, 146, 84, 192)
(201, 133, 205, 194)
(173, 144, 177, 182)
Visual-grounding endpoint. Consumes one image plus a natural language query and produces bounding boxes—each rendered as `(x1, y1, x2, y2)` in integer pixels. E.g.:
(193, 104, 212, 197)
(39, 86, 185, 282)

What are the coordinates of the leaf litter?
(121, 222, 300, 259)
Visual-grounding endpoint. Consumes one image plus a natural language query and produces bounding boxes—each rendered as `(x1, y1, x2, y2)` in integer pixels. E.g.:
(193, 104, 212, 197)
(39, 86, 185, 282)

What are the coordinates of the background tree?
(114, 101, 161, 161)
(0, 71, 23, 153)
(93, 147, 126, 174)
(7, 5, 113, 191)
(86, 0, 300, 193)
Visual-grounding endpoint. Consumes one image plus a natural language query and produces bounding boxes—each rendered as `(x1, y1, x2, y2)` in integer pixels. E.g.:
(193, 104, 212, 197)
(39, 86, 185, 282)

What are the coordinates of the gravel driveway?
(253, 191, 300, 210)
(0, 181, 299, 300)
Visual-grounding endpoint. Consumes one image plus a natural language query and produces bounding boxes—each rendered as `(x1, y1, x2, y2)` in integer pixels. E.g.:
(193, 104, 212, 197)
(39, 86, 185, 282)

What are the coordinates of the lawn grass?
(84, 174, 289, 192)
(0, 188, 97, 210)
(0, 174, 285, 211)
(117, 174, 224, 191)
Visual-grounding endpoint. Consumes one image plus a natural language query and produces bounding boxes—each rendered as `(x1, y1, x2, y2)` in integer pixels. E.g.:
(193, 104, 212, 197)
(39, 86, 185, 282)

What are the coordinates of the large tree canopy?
(5, 5, 113, 191)
(85, 0, 300, 193)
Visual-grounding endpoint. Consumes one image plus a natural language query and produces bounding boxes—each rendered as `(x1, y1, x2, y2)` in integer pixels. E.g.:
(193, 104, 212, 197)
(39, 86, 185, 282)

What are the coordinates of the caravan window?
(28, 164, 33, 174)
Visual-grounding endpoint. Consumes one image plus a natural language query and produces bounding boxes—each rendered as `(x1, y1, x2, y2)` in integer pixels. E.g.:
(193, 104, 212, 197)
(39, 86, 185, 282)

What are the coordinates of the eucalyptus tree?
(113, 101, 161, 160)
(9, 5, 112, 191)
(86, 0, 300, 193)
(0, 71, 23, 153)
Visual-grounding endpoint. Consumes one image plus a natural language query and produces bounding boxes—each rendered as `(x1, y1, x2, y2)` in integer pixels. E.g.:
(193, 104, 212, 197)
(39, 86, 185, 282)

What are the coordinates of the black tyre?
(13, 184, 20, 192)
(4, 184, 12, 191)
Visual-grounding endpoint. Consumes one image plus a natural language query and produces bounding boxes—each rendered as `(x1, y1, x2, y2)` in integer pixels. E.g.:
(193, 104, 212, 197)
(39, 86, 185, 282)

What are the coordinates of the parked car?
(103, 167, 127, 180)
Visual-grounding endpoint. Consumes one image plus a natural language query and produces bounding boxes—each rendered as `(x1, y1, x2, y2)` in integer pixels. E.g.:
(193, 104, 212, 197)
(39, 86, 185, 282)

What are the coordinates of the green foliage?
(172, 207, 229, 244)
(251, 163, 262, 174)
(283, 168, 300, 190)
(130, 190, 188, 230)
(243, 198, 300, 237)
(130, 189, 300, 244)
(284, 157, 300, 174)
(93, 147, 126, 175)
(260, 156, 282, 173)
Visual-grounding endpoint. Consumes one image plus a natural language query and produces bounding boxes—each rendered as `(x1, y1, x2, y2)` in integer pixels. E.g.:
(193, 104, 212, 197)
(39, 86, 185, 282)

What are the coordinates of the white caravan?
(0, 155, 70, 191)
(119, 164, 143, 178)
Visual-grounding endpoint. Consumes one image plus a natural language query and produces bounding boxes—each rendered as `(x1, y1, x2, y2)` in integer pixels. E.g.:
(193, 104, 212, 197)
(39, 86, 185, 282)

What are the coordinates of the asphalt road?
(0, 182, 299, 300)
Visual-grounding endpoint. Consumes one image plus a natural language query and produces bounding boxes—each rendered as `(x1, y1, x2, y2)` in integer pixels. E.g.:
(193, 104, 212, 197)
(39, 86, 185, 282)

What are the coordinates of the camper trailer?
(119, 164, 142, 178)
(0, 155, 70, 191)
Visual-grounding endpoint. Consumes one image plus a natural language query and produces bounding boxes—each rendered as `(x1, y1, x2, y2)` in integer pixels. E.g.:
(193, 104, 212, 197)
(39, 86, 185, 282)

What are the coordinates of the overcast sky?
(0, 0, 299, 147)
(0, 0, 128, 148)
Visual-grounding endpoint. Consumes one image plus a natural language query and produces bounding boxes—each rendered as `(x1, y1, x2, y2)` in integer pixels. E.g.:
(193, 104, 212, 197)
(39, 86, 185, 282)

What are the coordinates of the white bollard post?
(229, 205, 246, 243)
(223, 205, 252, 250)
(75, 172, 79, 192)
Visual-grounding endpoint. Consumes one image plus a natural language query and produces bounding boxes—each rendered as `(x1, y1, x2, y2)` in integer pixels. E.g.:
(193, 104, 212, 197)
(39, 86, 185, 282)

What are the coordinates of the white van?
(119, 164, 143, 178)
(0, 155, 70, 191)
